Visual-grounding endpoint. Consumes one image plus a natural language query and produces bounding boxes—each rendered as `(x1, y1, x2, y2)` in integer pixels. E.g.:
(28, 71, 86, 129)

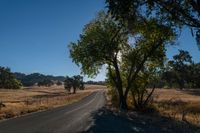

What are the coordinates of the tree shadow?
(80, 107, 200, 133)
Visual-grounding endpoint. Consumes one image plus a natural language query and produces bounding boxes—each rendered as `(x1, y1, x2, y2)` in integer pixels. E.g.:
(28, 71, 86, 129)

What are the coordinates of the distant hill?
(14, 72, 65, 86)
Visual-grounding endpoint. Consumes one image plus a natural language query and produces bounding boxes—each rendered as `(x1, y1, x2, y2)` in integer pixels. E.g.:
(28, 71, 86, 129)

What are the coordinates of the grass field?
(0, 85, 105, 120)
(153, 88, 200, 126)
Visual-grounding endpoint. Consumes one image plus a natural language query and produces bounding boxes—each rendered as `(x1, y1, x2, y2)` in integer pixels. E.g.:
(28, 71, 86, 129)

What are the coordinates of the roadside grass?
(107, 88, 200, 126)
(0, 85, 101, 120)
(153, 89, 200, 126)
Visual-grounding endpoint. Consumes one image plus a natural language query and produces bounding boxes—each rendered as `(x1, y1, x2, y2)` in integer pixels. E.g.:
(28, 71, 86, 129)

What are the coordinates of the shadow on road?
(80, 107, 200, 133)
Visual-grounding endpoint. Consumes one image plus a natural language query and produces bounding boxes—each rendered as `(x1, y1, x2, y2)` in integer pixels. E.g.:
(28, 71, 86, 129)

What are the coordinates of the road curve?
(0, 90, 105, 133)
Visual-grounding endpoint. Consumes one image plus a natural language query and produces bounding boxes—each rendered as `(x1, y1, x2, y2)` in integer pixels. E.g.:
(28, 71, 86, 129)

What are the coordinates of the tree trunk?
(119, 94, 127, 110)
(73, 87, 76, 94)
(112, 56, 128, 110)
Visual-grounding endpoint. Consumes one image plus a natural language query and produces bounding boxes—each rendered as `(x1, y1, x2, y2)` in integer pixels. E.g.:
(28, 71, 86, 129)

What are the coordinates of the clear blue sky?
(0, 0, 199, 81)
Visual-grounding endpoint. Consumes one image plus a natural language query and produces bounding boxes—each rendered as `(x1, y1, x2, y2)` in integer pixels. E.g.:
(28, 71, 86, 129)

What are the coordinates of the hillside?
(14, 72, 65, 86)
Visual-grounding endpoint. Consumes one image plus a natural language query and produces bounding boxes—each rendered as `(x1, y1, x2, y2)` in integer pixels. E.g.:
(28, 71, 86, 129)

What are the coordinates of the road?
(0, 91, 105, 133)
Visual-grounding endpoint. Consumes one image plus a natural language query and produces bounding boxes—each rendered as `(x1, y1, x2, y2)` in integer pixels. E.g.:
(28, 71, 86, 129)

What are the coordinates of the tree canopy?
(106, 0, 200, 46)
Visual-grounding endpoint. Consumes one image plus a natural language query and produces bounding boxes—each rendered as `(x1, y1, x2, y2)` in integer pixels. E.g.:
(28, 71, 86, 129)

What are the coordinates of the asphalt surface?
(0, 91, 105, 133)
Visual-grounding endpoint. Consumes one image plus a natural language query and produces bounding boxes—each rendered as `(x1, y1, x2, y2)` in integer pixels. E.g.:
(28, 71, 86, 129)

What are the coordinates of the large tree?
(161, 50, 195, 89)
(106, 0, 200, 46)
(0, 67, 22, 89)
(69, 11, 176, 109)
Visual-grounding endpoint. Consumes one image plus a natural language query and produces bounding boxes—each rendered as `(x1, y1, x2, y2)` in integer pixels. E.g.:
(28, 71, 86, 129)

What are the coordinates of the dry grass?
(0, 85, 103, 120)
(153, 88, 200, 126)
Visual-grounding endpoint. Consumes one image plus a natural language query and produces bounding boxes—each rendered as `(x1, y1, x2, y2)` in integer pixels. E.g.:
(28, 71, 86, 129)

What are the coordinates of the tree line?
(158, 50, 200, 89)
(0, 67, 85, 92)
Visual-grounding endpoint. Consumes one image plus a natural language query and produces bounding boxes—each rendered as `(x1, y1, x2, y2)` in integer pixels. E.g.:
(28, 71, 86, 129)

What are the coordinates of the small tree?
(38, 79, 54, 87)
(64, 76, 73, 93)
(64, 75, 84, 94)
(56, 81, 62, 86)
(71, 75, 84, 93)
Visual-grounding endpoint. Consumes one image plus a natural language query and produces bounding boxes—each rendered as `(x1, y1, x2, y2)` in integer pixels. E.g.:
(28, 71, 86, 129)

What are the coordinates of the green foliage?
(106, 0, 200, 45)
(161, 50, 200, 89)
(69, 11, 128, 77)
(64, 75, 84, 94)
(0, 67, 22, 89)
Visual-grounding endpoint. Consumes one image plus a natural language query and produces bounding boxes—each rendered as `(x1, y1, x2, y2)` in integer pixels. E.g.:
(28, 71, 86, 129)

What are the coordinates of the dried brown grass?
(153, 89, 200, 126)
(0, 85, 102, 120)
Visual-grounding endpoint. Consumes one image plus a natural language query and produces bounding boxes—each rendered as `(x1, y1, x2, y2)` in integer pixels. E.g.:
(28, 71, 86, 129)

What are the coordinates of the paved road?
(0, 91, 105, 133)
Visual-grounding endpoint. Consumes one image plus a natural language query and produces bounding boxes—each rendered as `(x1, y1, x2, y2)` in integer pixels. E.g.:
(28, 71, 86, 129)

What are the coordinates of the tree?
(64, 75, 84, 94)
(190, 63, 200, 88)
(0, 67, 22, 89)
(130, 61, 163, 110)
(38, 79, 54, 87)
(64, 76, 73, 92)
(168, 50, 192, 89)
(69, 11, 176, 110)
(56, 81, 63, 86)
(106, 0, 200, 46)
